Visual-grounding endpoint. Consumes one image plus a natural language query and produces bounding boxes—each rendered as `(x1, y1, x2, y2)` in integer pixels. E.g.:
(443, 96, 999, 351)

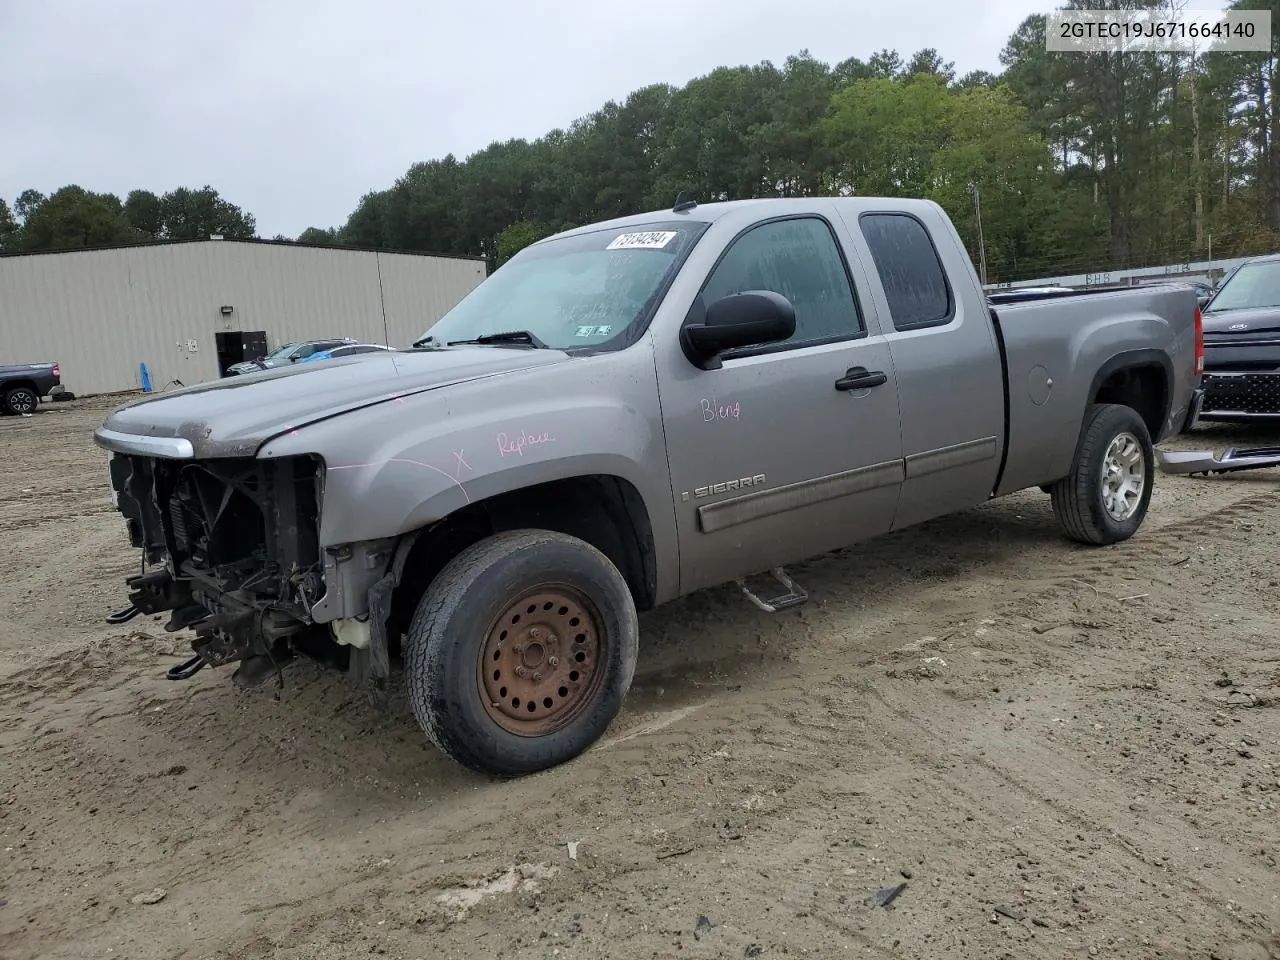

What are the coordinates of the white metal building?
(0, 238, 488, 395)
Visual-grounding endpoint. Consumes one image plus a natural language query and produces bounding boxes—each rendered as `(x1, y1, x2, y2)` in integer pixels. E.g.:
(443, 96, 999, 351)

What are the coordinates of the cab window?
(700, 216, 864, 349)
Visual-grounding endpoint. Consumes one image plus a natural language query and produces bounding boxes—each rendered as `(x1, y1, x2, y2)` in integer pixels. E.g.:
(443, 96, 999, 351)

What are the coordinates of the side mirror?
(680, 290, 796, 370)
(1197, 294, 1212, 309)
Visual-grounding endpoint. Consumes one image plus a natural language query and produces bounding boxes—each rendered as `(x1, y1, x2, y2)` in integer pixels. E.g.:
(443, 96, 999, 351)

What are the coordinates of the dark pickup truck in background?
(1193, 252, 1280, 423)
(0, 362, 63, 415)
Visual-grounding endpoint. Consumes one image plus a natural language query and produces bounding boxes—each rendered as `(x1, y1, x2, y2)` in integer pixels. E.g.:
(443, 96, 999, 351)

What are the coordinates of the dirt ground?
(1, 394, 1278, 960)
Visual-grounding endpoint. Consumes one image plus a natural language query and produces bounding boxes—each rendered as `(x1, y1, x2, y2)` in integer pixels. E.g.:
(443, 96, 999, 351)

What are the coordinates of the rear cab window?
(858, 213, 955, 331)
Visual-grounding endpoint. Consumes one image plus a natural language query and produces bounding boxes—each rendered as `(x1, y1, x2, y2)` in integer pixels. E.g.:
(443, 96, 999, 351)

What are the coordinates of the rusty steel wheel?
(478, 588, 606, 737)
(405, 529, 639, 777)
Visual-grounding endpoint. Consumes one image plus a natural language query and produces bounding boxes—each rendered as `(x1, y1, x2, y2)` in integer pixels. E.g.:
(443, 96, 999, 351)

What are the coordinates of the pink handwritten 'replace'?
(497, 430, 555, 457)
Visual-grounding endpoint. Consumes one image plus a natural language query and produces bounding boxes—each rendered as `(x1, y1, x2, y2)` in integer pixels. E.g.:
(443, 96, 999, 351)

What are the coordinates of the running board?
(1156, 445, 1280, 476)
(737, 567, 808, 613)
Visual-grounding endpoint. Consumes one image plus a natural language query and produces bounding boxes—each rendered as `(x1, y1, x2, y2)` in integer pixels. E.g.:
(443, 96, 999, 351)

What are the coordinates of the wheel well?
(3, 380, 38, 396)
(1093, 364, 1167, 439)
(386, 475, 658, 652)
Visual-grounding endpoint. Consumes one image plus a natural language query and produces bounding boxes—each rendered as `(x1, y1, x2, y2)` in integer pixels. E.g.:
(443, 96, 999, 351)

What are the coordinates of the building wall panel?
(0, 241, 486, 395)
(376, 251, 488, 346)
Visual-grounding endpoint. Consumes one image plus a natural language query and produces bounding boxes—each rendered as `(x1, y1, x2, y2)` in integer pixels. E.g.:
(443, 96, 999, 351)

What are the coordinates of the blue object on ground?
(140, 362, 152, 393)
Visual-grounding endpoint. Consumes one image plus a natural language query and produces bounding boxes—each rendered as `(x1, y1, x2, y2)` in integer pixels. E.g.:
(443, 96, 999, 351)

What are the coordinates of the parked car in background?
(1193, 253, 1280, 423)
(95, 195, 1199, 779)
(299, 343, 394, 364)
(0, 361, 62, 415)
(224, 338, 357, 376)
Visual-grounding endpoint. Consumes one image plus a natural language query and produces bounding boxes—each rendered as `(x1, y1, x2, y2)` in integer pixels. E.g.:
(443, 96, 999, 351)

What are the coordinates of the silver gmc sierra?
(94, 196, 1202, 776)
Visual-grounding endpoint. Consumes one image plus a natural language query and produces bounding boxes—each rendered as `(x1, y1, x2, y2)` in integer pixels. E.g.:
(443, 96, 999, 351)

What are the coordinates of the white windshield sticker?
(606, 230, 678, 251)
(573, 325, 614, 337)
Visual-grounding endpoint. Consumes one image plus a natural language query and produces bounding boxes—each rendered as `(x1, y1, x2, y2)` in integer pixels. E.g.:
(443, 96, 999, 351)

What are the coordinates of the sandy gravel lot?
(1, 394, 1278, 960)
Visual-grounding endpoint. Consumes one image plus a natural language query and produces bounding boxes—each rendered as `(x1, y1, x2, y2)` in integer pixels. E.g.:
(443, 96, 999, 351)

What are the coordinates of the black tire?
(1050, 402, 1154, 545)
(2, 386, 38, 416)
(404, 529, 639, 776)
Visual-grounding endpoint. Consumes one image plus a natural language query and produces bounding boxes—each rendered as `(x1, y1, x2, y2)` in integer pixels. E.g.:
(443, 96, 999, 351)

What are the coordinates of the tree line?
(5, 0, 1280, 283)
(0, 185, 256, 252)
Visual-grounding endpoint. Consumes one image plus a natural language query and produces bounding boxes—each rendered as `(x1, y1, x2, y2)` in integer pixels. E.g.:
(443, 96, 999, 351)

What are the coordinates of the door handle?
(834, 367, 888, 391)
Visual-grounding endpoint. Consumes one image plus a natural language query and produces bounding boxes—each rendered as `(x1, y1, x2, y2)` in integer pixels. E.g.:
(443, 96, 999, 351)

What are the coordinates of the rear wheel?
(404, 529, 639, 776)
(2, 386, 37, 416)
(1050, 402, 1154, 545)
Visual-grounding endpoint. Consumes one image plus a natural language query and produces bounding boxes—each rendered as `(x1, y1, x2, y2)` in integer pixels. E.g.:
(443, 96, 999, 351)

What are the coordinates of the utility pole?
(969, 182, 988, 285)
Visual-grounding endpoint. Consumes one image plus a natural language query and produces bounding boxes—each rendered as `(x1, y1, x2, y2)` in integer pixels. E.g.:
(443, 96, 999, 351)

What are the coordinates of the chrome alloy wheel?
(1100, 431, 1145, 521)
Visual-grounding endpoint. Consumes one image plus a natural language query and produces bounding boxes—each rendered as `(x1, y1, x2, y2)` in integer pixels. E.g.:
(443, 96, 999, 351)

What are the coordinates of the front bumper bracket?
(1156, 445, 1280, 476)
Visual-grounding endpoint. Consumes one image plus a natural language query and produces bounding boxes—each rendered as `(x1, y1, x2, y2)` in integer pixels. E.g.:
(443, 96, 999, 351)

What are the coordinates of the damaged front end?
(105, 447, 333, 687)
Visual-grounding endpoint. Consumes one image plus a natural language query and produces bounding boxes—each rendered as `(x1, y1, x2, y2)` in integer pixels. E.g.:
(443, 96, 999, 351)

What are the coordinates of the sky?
(0, 0, 1056, 239)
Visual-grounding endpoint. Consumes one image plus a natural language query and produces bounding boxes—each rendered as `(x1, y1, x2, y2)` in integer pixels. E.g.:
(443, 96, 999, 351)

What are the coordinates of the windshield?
(265, 343, 297, 360)
(1208, 261, 1280, 311)
(417, 221, 708, 351)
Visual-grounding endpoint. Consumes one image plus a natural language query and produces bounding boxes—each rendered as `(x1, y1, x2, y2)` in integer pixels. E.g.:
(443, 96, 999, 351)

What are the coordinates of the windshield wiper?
(446, 330, 548, 348)
(411, 334, 440, 348)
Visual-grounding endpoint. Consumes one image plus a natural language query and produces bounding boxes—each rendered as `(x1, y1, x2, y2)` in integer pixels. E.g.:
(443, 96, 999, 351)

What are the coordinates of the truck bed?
(989, 283, 1199, 496)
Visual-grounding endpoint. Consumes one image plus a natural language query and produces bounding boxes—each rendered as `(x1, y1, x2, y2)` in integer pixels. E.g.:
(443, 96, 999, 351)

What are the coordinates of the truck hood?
(1202, 305, 1280, 337)
(97, 347, 571, 458)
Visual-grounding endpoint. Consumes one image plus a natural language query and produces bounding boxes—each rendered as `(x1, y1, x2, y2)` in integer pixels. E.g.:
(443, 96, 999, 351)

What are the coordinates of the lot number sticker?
(606, 231, 678, 251)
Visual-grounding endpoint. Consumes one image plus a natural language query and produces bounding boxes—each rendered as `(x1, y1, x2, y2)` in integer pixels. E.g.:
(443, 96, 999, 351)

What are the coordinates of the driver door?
(656, 211, 905, 595)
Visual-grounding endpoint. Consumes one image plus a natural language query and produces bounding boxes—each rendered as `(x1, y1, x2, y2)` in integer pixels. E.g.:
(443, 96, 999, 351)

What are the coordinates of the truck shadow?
(631, 493, 1060, 683)
(122, 441, 1280, 814)
(130, 489, 1076, 800)
(87, 427, 1280, 808)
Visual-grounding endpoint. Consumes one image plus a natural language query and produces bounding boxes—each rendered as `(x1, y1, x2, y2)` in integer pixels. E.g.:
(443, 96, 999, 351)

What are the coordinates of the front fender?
(315, 407, 663, 545)
(257, 344, 677, 580)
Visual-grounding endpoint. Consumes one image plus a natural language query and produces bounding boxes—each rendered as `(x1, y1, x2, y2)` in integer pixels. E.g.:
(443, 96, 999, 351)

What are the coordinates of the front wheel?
(404, 529, 639, 776)
(1050, 402, 1154, 545)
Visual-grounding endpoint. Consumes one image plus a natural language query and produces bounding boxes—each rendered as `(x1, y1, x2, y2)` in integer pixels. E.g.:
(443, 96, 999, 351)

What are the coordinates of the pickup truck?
(1189, 252, 1280, 422)
(1, 361, 61, 415)
(93, 197, 1202, 777)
